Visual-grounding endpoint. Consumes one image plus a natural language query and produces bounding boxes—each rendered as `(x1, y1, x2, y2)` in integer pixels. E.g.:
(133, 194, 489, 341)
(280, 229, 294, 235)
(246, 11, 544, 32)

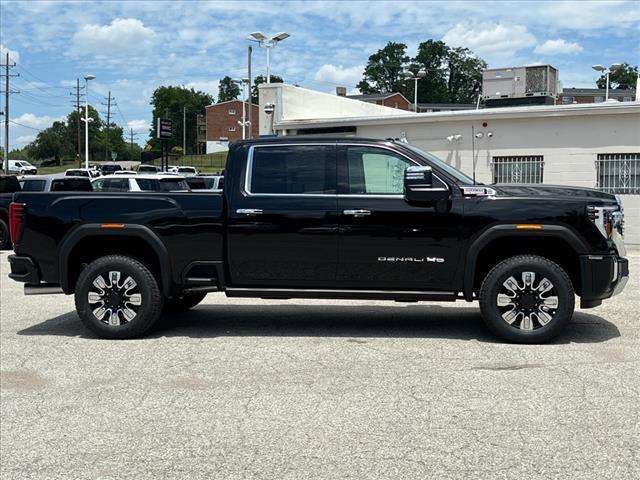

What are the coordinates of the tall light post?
(233, 78, 251, 139)
(248, 32, 290, 83)
(592, 63, 622, 101)
(402, 68, 426, 112)
(82, 74, 95, 169)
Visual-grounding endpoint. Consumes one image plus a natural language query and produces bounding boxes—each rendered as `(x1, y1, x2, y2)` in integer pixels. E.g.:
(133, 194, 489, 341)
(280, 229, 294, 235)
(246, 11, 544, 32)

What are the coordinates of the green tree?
(218, 76, 240, 103)
(251, 74, 284, 104)
(596, 63, 638, 90)
(8, 145, 35, 160)
(148, 86, 213, 152)
(356, 42, 410, 95)
(29, 121, 75, 165)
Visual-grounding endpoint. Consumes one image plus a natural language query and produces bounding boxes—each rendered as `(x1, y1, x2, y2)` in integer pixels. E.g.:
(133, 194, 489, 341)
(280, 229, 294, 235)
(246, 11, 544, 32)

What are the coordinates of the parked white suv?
(9, 160, 38, 175)
(91, 174, 190, 192)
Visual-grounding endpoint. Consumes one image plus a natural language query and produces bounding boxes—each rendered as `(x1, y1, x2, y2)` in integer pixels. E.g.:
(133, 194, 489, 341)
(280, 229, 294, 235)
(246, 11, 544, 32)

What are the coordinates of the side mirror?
(404, 165, 449, 203)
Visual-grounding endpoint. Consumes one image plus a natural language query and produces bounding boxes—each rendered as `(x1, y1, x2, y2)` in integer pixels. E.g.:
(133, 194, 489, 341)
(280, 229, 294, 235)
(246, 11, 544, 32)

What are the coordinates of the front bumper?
(579, 254, 629, 308)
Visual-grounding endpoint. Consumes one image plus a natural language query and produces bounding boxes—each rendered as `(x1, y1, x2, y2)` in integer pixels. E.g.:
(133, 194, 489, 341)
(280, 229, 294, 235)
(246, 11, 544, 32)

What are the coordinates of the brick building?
(205, 99, 259, 143)
(559, 88, 636, 104)
(346, 92, 411, 110)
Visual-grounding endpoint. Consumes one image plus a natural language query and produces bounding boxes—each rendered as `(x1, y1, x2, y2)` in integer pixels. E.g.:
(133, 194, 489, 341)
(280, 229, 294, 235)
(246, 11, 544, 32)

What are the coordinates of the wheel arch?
(464, 224, 590, 301)
(59, 224, 171, 296)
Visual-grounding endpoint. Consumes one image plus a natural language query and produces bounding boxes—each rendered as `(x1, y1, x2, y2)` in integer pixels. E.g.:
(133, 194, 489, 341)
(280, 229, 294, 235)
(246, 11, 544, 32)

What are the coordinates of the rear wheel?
(479, 255, 574, 343)
(0, 219, 9, 250)
(74, 255, 163, 339)
(164, 292, 207, 311)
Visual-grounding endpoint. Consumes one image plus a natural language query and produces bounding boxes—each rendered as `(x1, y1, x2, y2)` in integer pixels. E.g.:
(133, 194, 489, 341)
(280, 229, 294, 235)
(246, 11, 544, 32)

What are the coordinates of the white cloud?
(0, 44, 20, 63)
(12, 113, 63, 129)
(15, 134, 36, 145)
(442, 23, 536, 63)
(127, 119, 150, 133)
(184, 80, 219, 98)
(72, 18, 156, 56)
(534, 39, 584, 55)
(314, 64, 364, 88)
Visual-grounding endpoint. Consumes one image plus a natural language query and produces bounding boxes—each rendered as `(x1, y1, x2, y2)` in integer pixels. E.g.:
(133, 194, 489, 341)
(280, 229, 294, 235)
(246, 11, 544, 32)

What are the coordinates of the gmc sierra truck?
(7, 137, 628, 343)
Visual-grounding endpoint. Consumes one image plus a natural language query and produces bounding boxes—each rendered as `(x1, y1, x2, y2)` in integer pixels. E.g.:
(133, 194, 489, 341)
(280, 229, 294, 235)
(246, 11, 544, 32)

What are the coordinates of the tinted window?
(20, 179, 47, 191)
(101, 178, 129, 192)
(51, 178, 93, 191)
(346, 147, 411, 194)
(135, 179, 159, 191)
(159, 179, 189, 191)
(0, 176, 21, 193)
(250, 145, 336, 194)
(185, 177, 207, 189)
(138, 165, 159, 173)
(178, 167, 196, 173)
(66, 170, 89, 177)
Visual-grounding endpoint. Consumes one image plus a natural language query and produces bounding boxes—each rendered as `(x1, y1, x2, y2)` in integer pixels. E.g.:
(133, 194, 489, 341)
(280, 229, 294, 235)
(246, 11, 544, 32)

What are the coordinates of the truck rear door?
(227, 143, 338, 287)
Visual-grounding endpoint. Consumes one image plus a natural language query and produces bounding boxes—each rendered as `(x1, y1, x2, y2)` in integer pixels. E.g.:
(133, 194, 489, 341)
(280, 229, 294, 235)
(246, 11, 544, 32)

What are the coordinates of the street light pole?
(592, 63, 622, 101)
(402, 68, 426, 112)
(83, 74, 95, 169)
(248, 32, 290, 84)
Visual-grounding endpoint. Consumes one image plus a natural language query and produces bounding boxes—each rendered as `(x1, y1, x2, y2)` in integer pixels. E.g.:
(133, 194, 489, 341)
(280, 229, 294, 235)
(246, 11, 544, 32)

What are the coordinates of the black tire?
(74, 255, 163, 339)
(479, 254, 574, 344)
(0, 218, 9, 250)
(164, 292, 207, 311)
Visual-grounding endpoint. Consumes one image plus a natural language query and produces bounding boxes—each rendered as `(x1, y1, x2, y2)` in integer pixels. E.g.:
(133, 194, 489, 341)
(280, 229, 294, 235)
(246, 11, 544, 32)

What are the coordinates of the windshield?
(400, 143, 475, 185)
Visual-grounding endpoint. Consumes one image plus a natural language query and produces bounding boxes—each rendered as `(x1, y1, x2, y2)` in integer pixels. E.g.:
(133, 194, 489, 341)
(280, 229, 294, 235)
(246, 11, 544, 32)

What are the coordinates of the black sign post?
(157, 118, 173, 171)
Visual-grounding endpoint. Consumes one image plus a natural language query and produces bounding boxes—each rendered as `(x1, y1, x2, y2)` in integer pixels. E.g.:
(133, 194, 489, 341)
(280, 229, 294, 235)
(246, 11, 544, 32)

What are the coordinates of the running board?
(225, 288, 457, 302)
(24, 283, 64, 295)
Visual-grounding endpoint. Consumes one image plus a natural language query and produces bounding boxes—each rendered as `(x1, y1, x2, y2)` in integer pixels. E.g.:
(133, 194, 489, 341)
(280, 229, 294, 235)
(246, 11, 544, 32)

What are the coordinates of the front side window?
(492, 156, 544, 184)
(135, 179, 159, 191)
(250, 145, 336, 195)
(346, 147, 411, 194)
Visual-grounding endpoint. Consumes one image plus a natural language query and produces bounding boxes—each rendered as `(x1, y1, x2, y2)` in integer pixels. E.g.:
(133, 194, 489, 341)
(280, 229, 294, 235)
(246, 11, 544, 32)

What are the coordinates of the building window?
(562, 95, 574, 104)
(228, 109, 236, 115)
(594, 96, 604, 103)
(492, 156, 544, 184)
(623, 96, 633, 102)
(596, 153, 640, 194)
(228, 126, 236, 132)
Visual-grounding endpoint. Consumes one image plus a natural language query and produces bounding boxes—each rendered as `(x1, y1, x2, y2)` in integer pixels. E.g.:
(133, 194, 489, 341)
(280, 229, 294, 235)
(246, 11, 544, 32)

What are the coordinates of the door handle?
(236, 208, 263, 216)
(343, 209, 371, 217)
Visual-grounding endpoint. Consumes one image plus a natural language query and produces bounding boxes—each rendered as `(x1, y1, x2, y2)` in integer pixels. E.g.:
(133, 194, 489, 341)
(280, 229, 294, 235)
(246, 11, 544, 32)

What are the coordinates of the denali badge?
(378, 257, 445, 263)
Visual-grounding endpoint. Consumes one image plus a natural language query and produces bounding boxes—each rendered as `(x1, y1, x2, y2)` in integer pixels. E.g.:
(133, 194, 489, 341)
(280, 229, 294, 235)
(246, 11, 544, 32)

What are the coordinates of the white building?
(259, 84, 640, 244)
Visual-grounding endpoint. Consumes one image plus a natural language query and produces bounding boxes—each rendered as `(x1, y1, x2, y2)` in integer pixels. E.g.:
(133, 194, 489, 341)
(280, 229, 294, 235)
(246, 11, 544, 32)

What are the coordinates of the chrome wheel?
(497, 271, 559, 331)
(87, 271, 142, 326)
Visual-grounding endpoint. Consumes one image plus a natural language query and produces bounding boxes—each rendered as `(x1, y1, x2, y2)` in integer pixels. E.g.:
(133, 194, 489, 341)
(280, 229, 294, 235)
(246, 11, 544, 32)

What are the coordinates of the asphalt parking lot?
(1, 250, 638, 480)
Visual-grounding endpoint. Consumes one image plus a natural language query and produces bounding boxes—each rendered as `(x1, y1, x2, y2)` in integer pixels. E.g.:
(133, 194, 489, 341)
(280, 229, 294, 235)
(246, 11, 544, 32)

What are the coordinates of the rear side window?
(19, 179, 46, 191)
(250, 145, 336, 194)
(135, 179, 159, 191)
(185, 177, 207, 189)
(51, 179, 92, 191)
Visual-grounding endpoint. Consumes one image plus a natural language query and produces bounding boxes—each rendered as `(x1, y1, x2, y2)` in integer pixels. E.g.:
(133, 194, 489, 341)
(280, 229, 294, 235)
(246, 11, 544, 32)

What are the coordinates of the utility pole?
(183, 106, 186, 155)
(247, 45, 252, 139)
(1, 52, 19, 174)
(70, 78, 85, 167)
(129, 128, 139, 160)
(102, 91, 115, 162)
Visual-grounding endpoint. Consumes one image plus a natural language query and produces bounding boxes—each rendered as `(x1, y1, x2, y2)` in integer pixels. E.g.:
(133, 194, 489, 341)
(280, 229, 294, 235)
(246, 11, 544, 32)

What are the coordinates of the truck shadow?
(18, 303, 620, 344)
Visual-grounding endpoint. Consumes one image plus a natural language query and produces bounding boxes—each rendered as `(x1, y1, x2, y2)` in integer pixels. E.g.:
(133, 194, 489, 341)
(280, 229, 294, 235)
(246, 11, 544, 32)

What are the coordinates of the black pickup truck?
(7, 137, 628, 343)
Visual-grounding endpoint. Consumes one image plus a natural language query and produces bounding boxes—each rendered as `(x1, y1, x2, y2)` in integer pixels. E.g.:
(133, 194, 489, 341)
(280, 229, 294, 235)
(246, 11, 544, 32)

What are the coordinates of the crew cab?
(7, 137, 628, 342)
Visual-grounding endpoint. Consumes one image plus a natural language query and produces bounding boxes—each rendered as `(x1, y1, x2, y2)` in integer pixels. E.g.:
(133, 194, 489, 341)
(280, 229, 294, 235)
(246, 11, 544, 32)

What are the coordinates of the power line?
(8, 120, 43, 131)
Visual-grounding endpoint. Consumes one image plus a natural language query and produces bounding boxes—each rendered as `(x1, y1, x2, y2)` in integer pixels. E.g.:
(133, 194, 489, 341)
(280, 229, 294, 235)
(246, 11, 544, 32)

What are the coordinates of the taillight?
(9, 202, 26, 244)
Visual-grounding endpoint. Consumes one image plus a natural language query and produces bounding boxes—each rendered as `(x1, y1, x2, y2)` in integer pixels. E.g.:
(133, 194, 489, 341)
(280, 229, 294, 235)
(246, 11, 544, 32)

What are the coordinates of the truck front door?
(336, 144, 463, 290)
(228, 143, 338, 287)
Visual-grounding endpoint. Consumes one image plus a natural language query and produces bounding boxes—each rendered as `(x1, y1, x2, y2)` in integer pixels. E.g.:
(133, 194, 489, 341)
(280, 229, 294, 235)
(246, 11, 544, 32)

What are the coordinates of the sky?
(1, 0, 639, 150)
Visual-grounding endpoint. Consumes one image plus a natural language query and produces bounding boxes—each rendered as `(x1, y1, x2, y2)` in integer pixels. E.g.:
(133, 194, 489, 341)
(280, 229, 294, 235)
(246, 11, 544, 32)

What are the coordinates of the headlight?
(588, 204, 624, 240)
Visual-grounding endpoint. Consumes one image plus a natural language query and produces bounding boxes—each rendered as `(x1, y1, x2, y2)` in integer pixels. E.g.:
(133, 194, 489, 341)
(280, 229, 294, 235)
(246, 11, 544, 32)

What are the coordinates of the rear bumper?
(579, 254, 629, 308)
(8, 254, 40, 284)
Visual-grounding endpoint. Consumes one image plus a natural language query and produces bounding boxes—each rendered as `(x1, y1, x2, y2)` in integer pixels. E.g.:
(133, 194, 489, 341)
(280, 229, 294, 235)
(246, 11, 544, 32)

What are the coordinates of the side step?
(24, 283, 64, 295)
(225, 288, 457, 302)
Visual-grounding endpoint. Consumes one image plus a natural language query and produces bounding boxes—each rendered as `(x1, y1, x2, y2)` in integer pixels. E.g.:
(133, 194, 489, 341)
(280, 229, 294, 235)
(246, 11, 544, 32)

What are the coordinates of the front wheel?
(479, 255, 575, 344)
(75, 255, 163, 339)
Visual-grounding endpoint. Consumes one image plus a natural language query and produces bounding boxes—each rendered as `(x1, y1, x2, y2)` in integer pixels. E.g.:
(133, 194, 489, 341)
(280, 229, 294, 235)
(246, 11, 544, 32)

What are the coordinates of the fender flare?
(58, 224, 171, 295)
(463, 224, 591, 301)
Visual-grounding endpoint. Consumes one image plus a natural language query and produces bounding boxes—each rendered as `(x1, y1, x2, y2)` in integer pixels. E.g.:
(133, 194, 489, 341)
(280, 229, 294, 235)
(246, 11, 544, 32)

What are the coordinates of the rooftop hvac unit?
(482, 65, 558, 101)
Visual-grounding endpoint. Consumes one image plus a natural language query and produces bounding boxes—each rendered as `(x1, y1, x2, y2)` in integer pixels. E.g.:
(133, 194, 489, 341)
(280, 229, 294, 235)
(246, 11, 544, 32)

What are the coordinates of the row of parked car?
(7, 159, 202, 178)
